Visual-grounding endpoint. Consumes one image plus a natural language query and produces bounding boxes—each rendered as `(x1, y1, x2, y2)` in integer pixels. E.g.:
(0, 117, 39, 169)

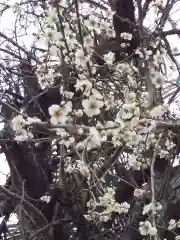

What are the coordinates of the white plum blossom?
(64, 28, 76, 41)
(150, 104, 169, 118)
(56, 128, 68, 137)
(98, 187, 115, 206)
(75, 78, 92, 96)
(26, 117, 41, 124)
(146, 50, 153, 57)
(65, 159, 90, 179)
(74, 109, 83, 117)
(84, 214, 93, 221)
(11, 115, 26, 133)
(121, 43, 126, 48)
(139, 221, 157, 236)
(177, 221, 180, 228)
(84, 15, 100, 32)
(103, 52, 115, 65)
(100, 20, 110, 31)
(62, 101, 72, 115)
(104, 96, 115, 110)
(99, 215, 110, 222)
(87, 199, 96, 209)
(118, 102, 138, 121)
(15, 129, 33, 142)
(65, 164, 75, 173)
(46, 8, 58, 24)
(168, 219, 177, 230)
(76, 160, 90, 178)
(153, 52, 164, 67)
(80, 135, 99, 151)
(106, 29, 116, 38)
(91, 88, 103, 99)
(103, 9, 116, 20)
(135, 49, 152, 60)
(82, 95, 104, 117)
(154, 0, 163, 6)
(126, 92, 136, 103)
(141, 91, 149, 102)
(159, 150, 169, 158)
(135, 49, 144, 59)
(93, 163, 99, 169)
(124, 130, 142, 146)
(120, 32, 132, 41)
(48, 104, 69, 125)
(66, 38, 77, 50)
(143, 202, 162, 215)
(165, 139, 175, 150)
(113, 202, 130, 214)
(134, 188, 146, 198)
(37, 66, 55, 89)
(40, 195, 51, 203)
(89, 127, 104, 146)
(44, 30, 62, 42)
(11, 116, 33, 141)
(128, 154, 141, 170)
(129, 117, 140, 129)
(60, 136, 75, 148)
(87, 187, 130, 223)
(64, 91, 74, 99)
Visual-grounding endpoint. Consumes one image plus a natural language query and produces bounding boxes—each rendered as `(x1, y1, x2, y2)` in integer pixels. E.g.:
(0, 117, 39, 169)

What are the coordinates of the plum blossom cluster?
(103, 52, 115, 65)
(111, 92, 150, 151)
(142, 202, 162, 215)
(85, 187, 130, 222)
(121, 32, 132, 41)
(65, 159, 90, 181)
(135, 48, 153, 60)
(76, 126, 107, 151)
(49, 87, 170, 169)
(139, 221, 157, 236)
(11, 115, 41, 141)
(55, 128, 75, 148)
(168, 219, 180, 230)
(35, 3, 116, 74)
(84, 9, 115, 37)
(134, 188, 146, 198)
(128, 154, 151, 170)
(149, 104, 169, 118)
(75, 76, 115, 115)
(36, 64, 57, 89)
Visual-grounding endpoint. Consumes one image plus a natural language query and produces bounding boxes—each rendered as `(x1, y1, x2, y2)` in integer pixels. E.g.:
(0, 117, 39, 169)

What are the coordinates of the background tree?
(0, 0, 180, 239)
